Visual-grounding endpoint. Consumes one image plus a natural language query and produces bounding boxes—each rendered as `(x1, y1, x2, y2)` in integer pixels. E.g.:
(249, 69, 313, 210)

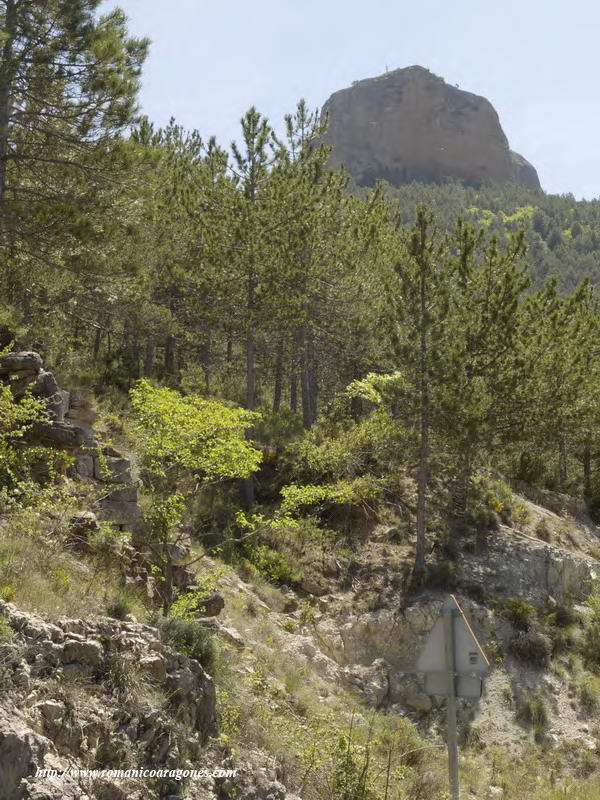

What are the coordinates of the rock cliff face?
(321, 65, 541, 190)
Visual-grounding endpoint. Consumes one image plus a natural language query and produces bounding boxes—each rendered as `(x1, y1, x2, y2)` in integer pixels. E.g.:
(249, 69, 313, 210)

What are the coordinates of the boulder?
(31, 371, 59, 398)
(0, 707, 50, 799)
(321, 66, 541, 190)
(139, 654, 168, 683)
(94, 455, 131, 484)
(0, 351, 42, 375)
(44, 392, 67, 422)
(29, 421, 85, 450)
(301, 576, 328, 596)
(61, 638, 103, 666)
(342, 658, 389, 706)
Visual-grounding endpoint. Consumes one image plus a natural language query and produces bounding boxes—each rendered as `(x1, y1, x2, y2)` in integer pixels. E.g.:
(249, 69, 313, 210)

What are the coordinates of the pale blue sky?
(102, 0, 600, 199)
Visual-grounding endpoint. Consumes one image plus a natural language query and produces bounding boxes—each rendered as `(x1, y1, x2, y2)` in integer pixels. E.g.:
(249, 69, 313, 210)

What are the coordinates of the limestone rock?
(61, 638, 103, 666)
(0, 351, 43, 375)
(139, 654, 168, 683)
(31, 371, 59, 398)
(342, 658, 389, 706)
(321, 66, 541, 190)
(29, 421, 85, 450)
(0, 706, 50, 799)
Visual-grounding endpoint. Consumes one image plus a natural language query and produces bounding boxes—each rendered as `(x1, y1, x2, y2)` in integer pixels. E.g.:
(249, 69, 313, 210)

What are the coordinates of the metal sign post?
(443, 604, 460, 800)
(416, 595, 489, 800)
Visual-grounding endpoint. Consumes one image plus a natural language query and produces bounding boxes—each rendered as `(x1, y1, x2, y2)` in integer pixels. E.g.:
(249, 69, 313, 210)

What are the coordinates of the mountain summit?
(321, 65, 541, 190)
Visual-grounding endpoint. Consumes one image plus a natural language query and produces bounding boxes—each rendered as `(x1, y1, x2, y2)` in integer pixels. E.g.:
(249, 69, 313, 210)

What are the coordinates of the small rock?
(404, 687, 433, 712)
(301, 577, 328, 596)
(218, 625, 245, 649)
(35, 699, 64, 724)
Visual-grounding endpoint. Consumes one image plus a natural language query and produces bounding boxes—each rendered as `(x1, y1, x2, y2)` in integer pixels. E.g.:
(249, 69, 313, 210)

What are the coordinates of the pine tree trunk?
(164, 336, 176, 374)
(92, 327, 102, 361)
(243, 252, 257, 507)
(300, 326, 316, 428)
(290, 373, 297, 412)
(307, 331, 317, 425)
(144, 340, 155, 376)
(559, 437, 568, 485)
(273, 341, 283, 412)
(203, 328, 212, 394)
(414, 267, 429, 581)
(0, 0, 16, 216)
(300, 344, 312, 429)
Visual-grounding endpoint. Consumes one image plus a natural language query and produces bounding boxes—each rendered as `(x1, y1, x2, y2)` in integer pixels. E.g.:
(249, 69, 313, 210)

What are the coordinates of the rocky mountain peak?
(321, 65, 541, 190)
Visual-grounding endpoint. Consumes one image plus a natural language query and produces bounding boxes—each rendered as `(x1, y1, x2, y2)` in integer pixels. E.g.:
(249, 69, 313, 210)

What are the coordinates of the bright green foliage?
(0, 386, 50, 509)
(280, 478, 380, 514)
(130, 379, 262, 484)
(130, 380, 261, 611)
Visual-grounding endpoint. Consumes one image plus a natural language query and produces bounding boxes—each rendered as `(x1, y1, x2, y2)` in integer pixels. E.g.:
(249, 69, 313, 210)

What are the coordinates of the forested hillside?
(2, 3, 600, 800)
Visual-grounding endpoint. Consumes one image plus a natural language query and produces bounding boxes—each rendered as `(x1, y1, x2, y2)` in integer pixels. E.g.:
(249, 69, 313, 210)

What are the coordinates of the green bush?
(0, 617, 12, 643)
(240, 542, 299, 586)
(465, 475, 516, 531)
(106, 594, 134, 621)
(515, 451, 547, 486)
(159, 616, 216, 673)
(504, 597, 536, 631)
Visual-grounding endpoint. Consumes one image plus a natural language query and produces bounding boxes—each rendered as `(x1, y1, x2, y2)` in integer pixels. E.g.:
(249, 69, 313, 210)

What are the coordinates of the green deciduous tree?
(130, 379, 261, 612)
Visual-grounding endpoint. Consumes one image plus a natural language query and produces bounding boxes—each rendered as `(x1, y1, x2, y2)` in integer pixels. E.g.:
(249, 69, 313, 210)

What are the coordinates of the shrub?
(519, 690, 549, 733)
(535, 518, 552, 542)
(547, 601, 577, 628)
(428, 559, 458, 589)
(241, 542, 299, 586)
(504, 597, 536, 631)
(466, 475, 516, 532)
(515, 451, 547, 485)
(510, 630, 552, 667)
(159, 616, 216, 673)
(577, 673, 600, 713)
(103, 652, 141, 700)
(106, 594, 133, 621)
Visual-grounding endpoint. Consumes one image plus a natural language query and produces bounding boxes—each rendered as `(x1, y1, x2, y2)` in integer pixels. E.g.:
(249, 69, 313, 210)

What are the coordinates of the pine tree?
(0, 1, 147, 275)
(389, 205, 451, 579)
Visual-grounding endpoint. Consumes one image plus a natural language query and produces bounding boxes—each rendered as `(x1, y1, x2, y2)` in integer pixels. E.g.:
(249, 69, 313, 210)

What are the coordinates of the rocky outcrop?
(321, 65, 541, 190)
(455, 527, 598, 604)
(0, 601, 217, 799)
(0, 351, 140, 529)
